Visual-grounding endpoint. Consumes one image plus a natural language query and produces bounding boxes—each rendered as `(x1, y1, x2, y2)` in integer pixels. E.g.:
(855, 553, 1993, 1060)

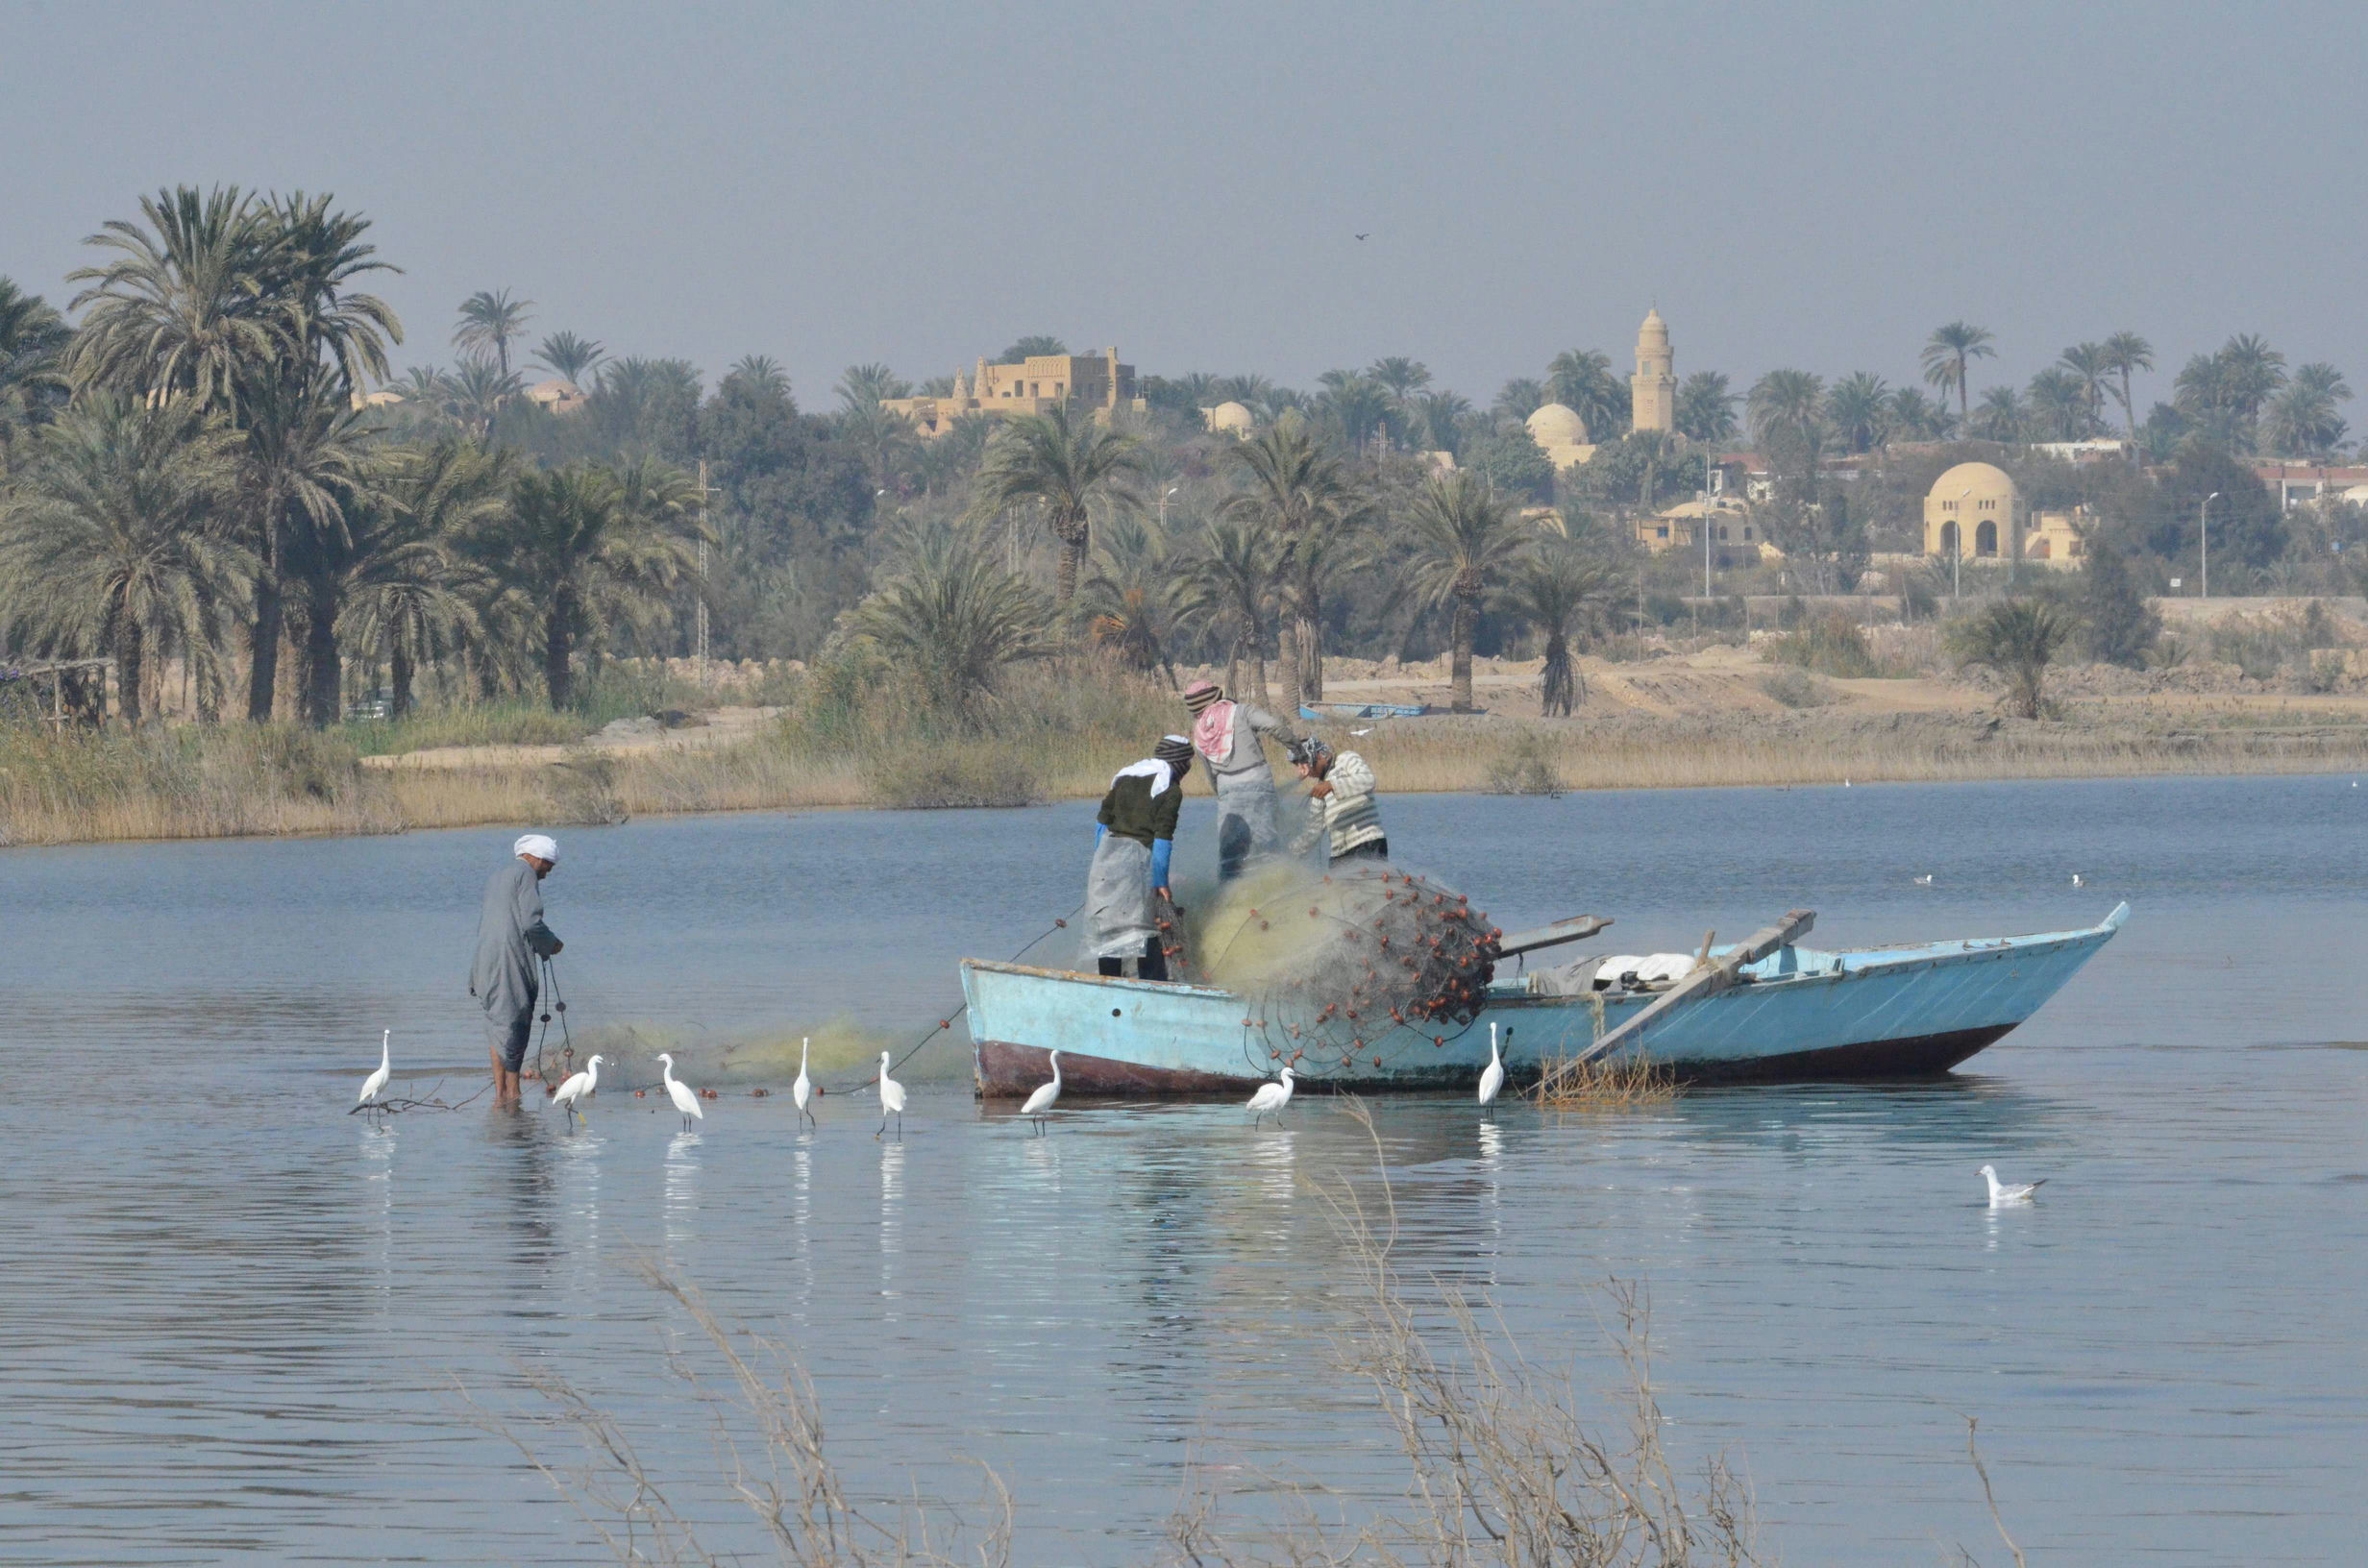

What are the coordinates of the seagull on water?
(358, 1030, 391, 1113)
(657, 1052, 703, 1133)
(1020, 1049, 1062, 1134)
(1979, 1164, 2044, 1205)
(1247, 1066, 1295, 1125)
(1913, 873, 1935, 887)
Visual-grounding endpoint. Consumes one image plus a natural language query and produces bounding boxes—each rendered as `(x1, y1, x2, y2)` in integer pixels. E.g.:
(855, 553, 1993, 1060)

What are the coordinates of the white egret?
(792, 1037, 814, 1128)
(876, 1050, 906, 1139)
(1246, 1066, 1295, 1125)
(657, 1052, 703, 1132)
(2071, 872, 2084, 888)
(1477, 1023, 1505, 1106)
(1979, 1164, 2044, 1205)
(1020, 1049, 1062, 1134)
(358, 1030, 391, 1112)
(552, 1054, 604, 1124)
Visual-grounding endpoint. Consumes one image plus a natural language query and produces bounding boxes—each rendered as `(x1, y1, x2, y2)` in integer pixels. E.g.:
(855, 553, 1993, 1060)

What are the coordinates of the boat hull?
(965, 905, 2125, 1099)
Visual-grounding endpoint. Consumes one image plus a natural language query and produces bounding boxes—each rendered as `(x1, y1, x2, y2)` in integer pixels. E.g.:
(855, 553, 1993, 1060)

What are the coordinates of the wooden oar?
(1541, 908, 1814, 1090)
(1495, 915, 1612, 960)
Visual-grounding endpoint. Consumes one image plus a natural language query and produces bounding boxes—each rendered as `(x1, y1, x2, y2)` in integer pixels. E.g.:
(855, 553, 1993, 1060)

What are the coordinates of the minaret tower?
(1631, 307, 1677, 433)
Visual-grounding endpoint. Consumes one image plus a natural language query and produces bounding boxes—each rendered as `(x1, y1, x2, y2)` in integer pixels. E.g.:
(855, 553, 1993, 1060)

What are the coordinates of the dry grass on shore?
(16, 657, 2368, 849)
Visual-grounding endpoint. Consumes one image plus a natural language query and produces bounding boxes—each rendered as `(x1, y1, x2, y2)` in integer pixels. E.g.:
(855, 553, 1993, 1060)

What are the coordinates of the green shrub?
(1759, 667, 1835, 708)
(1482, 732, 1565, 796)
(1764, 612, 1879, 677)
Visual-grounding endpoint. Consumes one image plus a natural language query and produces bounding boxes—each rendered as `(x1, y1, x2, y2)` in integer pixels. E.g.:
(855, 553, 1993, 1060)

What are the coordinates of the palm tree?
(1366, 356, 1431, 403)
(1546, 349, 1625, 440)
(998, 335, 1067, 361)
(1825, 372, 1893, 454)
(2266, 363, 2352, 457)
(1746, 369, 1826, 492)
(840, 402, 921, 499)
(1079, 515, 1188, 687)
(250, 369, 376, 723)
(1502, 544, 1616, 715)
(0, 278, 71, 470)
(1317, 370, 1393, 453)
(972, 404, 1145, 604)
(1675, 371, 1739, 443)
(340, 438, 514, 719)
(2027, 367, 2097, 441)
(490, 464, 701, 709)
(446, 356, 523, 439)
(836, 362, 911, 411)
(728, 355, 792, 399)
(2216, 334, 2287, 429)
(2059, 342, 2113, 431)
(1178, 515, 1280, 705)
(0, 395, 246, 723)
(1948, 599, 2072, 719)
(1410, 389, 1474, 456)
(1401, 471, 1528, 713)
(2100, 331, 2154, 437)
(532, 331, 605, 388)
(852, 523, 1052, 717)
(263, 191, 404, 394)
(1493, 378, 1546, 422)
(1968, 386, 2028, 443)
(64, 185, 278, 410)
(1222, 414, 1369, 710)
(1887, 386, 1958, 442)
(453, 289, 533, 378)
(1920, 321, 1996, 423)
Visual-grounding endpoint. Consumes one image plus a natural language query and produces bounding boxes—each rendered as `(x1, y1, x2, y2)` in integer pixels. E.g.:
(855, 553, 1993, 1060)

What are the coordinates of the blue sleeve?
(1151, 838, 1173, 888)
(1095, 823, 1105, 845)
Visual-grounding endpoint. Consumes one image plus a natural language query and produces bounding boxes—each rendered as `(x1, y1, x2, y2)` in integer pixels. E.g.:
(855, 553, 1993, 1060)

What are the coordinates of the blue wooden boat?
(965, 903, 2128, 1098)
(1298, 701, 1433, 720)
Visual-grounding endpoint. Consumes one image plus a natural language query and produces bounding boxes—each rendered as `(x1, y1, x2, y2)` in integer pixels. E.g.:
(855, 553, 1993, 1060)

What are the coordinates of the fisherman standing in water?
(471, 833, 564, 1105)
(1181, 679, 1299, 881)
(1086, 735, 1195, 981)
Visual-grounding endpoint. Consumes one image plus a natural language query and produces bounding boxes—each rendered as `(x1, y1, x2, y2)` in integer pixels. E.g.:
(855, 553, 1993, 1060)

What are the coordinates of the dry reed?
(1531, 1054, 1681, 1111)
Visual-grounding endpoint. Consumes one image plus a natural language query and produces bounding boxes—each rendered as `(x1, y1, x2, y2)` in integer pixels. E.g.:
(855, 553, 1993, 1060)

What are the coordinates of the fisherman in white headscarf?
(1085, 735, 1196, 981)
(470, 833, 564, 1105)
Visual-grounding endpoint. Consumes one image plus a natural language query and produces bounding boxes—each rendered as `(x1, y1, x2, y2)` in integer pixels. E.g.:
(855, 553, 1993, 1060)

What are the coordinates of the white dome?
(525, 378, 583, 406)
(1526, 403, 1590, 445)
(1207, 400, 1254, 434)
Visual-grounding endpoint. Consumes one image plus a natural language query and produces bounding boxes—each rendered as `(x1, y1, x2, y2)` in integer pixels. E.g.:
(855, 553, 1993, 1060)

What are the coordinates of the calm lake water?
(4, 776, 2365, 1564)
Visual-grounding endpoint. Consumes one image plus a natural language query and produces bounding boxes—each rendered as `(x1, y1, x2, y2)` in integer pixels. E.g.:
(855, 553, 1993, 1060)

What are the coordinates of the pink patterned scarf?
(1192, 698, 1237, 764)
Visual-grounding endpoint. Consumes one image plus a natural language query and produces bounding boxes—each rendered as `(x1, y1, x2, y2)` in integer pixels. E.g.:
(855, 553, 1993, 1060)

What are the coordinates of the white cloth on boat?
(1590, 953, 1697, 991)
(1085, 832, 1159, 961)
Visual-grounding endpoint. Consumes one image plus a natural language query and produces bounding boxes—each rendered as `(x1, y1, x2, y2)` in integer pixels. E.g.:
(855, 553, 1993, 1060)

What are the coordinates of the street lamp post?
(2201, 491, 2221, 598)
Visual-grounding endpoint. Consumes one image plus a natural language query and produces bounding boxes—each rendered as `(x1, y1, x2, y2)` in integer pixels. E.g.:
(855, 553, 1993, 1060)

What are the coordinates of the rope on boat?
(830, 904, 1086, 1095)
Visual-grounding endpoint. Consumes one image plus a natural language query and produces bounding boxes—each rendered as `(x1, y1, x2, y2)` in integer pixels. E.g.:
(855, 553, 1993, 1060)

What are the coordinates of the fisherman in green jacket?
(1086, 735, 1195, 980)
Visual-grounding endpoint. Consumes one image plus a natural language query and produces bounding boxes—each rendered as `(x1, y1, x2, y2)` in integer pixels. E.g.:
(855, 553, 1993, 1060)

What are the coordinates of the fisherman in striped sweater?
(1289, 738, 1388, 864)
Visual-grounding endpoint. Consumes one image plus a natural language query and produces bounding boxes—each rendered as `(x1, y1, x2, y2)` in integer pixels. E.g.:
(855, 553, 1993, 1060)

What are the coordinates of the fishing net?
(1169, 861, 1501, 1072)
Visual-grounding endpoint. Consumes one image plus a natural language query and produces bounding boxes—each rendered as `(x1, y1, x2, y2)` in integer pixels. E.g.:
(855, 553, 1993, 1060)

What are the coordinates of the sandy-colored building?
(1526, 403, 1595, 473)
(1630, 307, 1675, 433)
(1633, 497, 1777, 565)
(1922, 461, 2091, 567)
(883, 346, 1149, 437)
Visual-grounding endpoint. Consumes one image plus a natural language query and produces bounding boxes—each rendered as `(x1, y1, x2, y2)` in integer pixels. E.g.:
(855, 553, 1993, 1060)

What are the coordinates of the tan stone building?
(1633, 497, 1777, 565)
(1526, 402, 1595, 472)
(1630, 308, 1676, 433)
(883, 346, 1148, 437)
(1922, 460, 2086, 568)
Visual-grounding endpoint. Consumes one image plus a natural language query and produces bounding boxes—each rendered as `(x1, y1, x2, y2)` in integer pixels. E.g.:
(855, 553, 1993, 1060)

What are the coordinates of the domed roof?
(525, 378, 584, 406)
(1639, 306, 1668, 341)
(1207, 400, 1254, 434)
(1526, 402, 1590, 445)
(1929, 460, 2016, 500)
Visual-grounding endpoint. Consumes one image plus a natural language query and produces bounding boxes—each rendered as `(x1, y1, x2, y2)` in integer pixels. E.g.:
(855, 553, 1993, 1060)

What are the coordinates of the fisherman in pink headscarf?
(1181, 679, 1301, 880)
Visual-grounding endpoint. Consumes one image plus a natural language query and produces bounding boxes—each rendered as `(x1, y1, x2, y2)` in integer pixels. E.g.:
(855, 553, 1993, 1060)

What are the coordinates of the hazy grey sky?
(7, 1, 2364, 413)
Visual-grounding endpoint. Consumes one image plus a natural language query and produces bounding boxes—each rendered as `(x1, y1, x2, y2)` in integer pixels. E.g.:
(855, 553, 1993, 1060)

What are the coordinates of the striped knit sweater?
(1300, 749, 1385, 859)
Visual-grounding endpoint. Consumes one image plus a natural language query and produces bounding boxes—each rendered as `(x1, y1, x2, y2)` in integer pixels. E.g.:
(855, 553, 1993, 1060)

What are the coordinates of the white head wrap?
(514, 833, 559, 863)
